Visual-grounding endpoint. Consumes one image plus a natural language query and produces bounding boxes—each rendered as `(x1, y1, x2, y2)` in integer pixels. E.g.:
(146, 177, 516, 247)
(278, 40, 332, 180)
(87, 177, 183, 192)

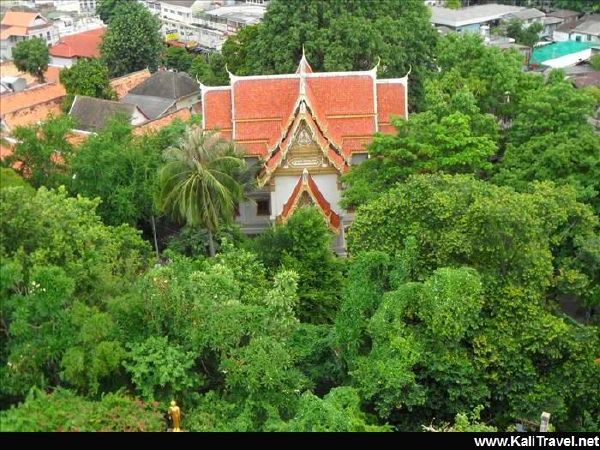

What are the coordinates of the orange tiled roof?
(1, 82, 66, 115)
(278, 169, 341, 232)
(49, 27, 105, 59)
(1, 11, 41, 27)
(110, 69, 152, 99)
(0, 143, 14, 160)
(133, 108, 192, 135)
(0, 26, 28, 39)
(202, 57, 407, 162)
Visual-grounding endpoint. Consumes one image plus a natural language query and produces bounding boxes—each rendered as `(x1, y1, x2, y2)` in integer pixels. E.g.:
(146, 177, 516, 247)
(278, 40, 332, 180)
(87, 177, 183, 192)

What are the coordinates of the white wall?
(49, 55, 75, 67)
(543, 48, 592, 68)
(570, 33, 600, 44)
(553, 30, 570, 42)
(132, 108, 148, 126)
(271, 173, 341, 219)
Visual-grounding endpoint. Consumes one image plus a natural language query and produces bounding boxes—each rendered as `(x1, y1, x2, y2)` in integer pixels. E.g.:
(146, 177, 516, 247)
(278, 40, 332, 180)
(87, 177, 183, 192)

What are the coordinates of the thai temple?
(200, 51, 408, 253)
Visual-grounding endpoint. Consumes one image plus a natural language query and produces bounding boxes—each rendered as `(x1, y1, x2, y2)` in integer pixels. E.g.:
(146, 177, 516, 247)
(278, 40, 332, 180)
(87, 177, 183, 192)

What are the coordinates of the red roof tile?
(1, 12, 42, 28)
(377, 81, 406, 128)
(49, 27, 105, 59)
(203, 88, 232, 132)
(110, 69, 152, 99)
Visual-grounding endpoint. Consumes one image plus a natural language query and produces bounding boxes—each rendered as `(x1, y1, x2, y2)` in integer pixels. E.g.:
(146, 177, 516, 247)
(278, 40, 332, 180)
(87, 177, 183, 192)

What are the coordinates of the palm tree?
(158, 127, 250, 257)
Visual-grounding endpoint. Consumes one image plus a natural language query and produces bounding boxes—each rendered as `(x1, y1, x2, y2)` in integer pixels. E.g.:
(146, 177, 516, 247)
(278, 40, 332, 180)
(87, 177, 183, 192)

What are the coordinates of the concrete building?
(69, 95, 149, 132)
(200, 54, 408, 253)
(505, 8, 545, 27)
(429, 4, 525, 33)
(140, 0, 266, 51)
(570, 15, 600, 44)
(0, 11, 59, 61)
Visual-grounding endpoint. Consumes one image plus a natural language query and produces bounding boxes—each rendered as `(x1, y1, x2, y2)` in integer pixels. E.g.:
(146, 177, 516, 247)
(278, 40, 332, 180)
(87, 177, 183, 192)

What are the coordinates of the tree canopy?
(59, 58, 116, 111)
(11, 37, 49, 83)
(100, 1, 163, 77)
(220, 0, 438, 110)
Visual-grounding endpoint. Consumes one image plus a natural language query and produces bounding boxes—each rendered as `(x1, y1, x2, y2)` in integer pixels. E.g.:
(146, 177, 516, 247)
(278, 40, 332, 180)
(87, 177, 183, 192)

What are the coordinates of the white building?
(0, 11, 59, 61)
(139, 0, 266, 50)
(54, 0, 98, 14)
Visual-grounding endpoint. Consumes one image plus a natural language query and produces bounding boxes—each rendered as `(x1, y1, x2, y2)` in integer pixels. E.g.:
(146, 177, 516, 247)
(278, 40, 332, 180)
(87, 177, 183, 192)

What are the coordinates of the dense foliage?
(1, 11, 599, 433)
(59, 58, 116, 111)
(100, 1, 163, 77)
(221, 0, 438, 110)
(11, 37, 49, 83)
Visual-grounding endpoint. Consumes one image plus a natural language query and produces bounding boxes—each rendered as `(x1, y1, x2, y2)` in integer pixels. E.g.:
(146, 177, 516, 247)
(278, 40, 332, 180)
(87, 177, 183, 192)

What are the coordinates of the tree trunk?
(207, 229, 216, 257)
(150, 215, 160, 260)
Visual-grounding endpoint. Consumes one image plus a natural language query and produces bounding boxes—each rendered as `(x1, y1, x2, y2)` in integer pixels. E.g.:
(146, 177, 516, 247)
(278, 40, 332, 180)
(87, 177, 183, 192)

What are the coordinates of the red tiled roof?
(110, 69, 152, 99)
(0, 26, 28, 39)
(377, 81, 406, 132)
(1, 82, 66, 115)
(202, 58, 407, 163)
(49, 27, 105, 59)
(278, 169, 341, 232)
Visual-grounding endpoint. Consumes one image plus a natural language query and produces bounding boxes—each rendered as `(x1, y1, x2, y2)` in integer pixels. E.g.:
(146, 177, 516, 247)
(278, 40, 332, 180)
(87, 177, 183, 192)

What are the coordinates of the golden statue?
(168, 400, 182, 432)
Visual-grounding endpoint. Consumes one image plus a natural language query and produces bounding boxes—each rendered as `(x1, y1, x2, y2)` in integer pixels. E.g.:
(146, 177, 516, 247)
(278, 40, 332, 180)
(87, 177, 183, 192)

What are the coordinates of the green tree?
(446, 0, 461, 9)
(158, 128, 248, 256)
(505, 19, 543, 60)
(0, 168, 32, 192)
(11, 37, 49, 83)
(162, 46, 193, 73)
(0, 186, 149, 398)
(220, 0, 438, 110)
(348, 174, 599, 307)
(590, 54, 600, 71)
(5, 115, 74, 189)
(100, 1, 163, 77)
(341, 88, 498, 208)
(59, 58, 116, 111)
(432, 33, 540, 119)
(0, 389, 163, 431)
(552, 0, 600, 13)
(188, 53, 229, 86)
(96, 0, 135, 24)
(251, 207, 345, 324)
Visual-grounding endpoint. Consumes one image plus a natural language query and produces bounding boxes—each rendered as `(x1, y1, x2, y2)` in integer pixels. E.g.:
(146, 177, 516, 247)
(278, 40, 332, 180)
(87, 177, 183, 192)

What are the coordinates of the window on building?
(351, 153, 368, 166)
(256, 198, 271, 216)
(576, 35, 581, 42)
(587, 34, 592, 41)
(47, 31, 51, 40)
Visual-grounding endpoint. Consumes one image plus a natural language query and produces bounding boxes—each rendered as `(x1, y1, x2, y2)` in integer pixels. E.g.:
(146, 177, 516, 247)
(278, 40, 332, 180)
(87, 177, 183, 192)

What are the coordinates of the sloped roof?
(0, 26, 28, 39)
(49, 27, 105, 59)
(133, 108, 192, 136)
(128, 70, 200, 100)
(547, 10, 580, 19)
(69, 96, 146, 132)
(572, 15, 600, 37)
(1, 11, 43, 27)
(202, 56, 407, 167)
(110, 69, 152, 99)
(506, 8, 545, 21)
(278, 169, 341, 232)
(0, 82, 66, 115)
(121, 93, 175, 120)
(430, 4, 524, 27)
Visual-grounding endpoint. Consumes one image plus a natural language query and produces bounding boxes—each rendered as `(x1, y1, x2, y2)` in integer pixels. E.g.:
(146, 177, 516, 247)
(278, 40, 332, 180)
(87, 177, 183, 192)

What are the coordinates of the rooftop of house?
(69, 95, 146, 132)
(542, 16, 564, 26)
(0, 11, 49, 39)
(133, 108, 192, 136)
(49, 27, 106, 59)
(128, 70, 200, 100)
(202, 5, 266, 25)
(109, 69, 152, 99)
(570, 71, 600, 88)
(0, 81, 65, 115)
(530, 41, 592, 65)
(506, 8, 545, 21)
(547, 9, 580, 19)
(430, 4, 524, 28)
(571, 14, 600, 37)
(121, 94, 176, 120)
